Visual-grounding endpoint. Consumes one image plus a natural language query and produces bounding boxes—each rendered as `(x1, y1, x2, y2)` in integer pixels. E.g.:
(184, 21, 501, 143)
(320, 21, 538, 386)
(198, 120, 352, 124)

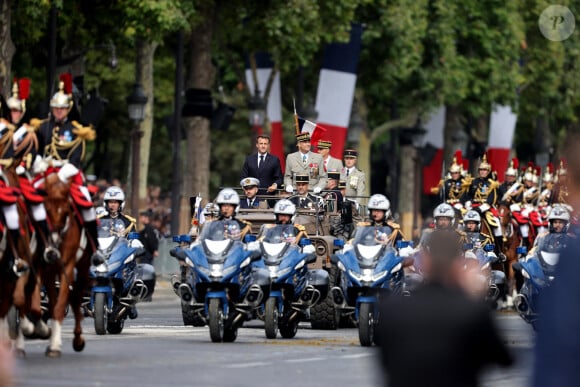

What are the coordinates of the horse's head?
(497, 203, 512, 227)
(44, 169, 73, 233)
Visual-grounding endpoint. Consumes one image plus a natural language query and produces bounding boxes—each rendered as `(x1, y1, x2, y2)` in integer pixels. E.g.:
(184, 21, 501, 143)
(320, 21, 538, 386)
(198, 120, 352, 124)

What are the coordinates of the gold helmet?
(523, 162, 535, 181)
(6, 78, 30, 113)
(50, 73, 73, 110)
(543, 162, 554, 183)
(478, 153, 491, 171)
(505, 157, 519, 177)
(449, 150, 462, 173)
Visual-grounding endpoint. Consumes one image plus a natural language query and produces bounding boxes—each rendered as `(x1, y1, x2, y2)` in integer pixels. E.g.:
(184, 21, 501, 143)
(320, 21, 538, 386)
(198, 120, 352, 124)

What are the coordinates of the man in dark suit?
(240, 135, 283, 196)
(378, 230, 512, 387)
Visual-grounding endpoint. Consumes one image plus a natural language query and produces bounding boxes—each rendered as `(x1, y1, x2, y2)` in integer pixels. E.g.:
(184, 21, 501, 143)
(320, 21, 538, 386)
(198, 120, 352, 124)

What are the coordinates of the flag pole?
(293, 98, 300, 135)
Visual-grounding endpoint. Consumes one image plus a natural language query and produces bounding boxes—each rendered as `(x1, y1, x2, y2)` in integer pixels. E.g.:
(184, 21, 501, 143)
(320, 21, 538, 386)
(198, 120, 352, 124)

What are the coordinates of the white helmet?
(104, 186, 125, 211)
(548, 206, 570, 223)
(216, 188, 240, 206)
(368, 194, 391, 218)
(274, 199, 296, 216)
(463, 210, 481, 224)
(433, 203, 455, 224)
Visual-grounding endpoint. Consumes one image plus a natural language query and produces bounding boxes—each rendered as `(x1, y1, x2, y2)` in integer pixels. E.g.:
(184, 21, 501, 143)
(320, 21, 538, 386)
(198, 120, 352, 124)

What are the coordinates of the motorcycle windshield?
(536, 233, 570, 271)
(259, 224, 297, 244)
(199, 220, 243, 241)
(351, 226, 393, 265)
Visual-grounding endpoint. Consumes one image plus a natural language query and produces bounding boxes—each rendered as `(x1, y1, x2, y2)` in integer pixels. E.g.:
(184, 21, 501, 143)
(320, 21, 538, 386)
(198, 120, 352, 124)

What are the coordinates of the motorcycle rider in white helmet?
(215, 188, 252, 240)
(418, 203, 466, 249)
(528, 205, 573, 255)
(463, 210, 494, 248)
(356, 194, 404, 247)
(98, 186, 136, 233)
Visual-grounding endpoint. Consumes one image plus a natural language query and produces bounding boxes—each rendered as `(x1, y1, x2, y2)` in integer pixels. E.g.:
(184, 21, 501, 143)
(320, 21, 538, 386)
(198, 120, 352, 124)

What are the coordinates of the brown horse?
(41, 167, 93, 357)
(497, 203, 524, 305)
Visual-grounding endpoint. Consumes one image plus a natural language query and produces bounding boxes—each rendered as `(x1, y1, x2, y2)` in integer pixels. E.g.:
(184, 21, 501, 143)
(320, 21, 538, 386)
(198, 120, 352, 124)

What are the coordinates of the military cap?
(344, 149, 358, 158)
(338, 180, 346, 189)
(295, 132, 311, 143)
(328, 171, 341, 180)
(317, 140, 332, 149)
(295, 174, 310, 183)
(240, 177, 260, 188)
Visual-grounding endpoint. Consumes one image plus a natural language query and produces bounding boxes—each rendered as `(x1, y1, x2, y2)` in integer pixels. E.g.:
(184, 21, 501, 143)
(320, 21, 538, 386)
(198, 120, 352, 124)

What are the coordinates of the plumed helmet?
(6, 78, 30, 113)
(558, 159, 567, 176)
(216, 188, 240, 206)
(543, 163, 554, 183)
(523, 162, 535, 181)
(433, 203, 454, 219)
(463, 210, 481, 224)
(274, 199, 296, 216)
(505, 157, 519, 177)
(104, 186, 125, 211)
(12, 124, 38, 158)
(449, 150, 463, 173)
(478, 153, 491, 171)
(50, 74, 73, 109)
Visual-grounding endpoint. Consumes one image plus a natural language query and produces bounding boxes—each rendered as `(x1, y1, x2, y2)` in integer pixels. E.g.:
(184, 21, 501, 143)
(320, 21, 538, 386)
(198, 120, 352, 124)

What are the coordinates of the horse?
(41, 165, 93, 357)
(497, 203, 524, 306)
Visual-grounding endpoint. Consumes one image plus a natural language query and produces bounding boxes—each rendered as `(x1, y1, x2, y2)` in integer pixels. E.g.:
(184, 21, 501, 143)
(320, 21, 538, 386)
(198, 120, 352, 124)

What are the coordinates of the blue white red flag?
(297, 116, 327, 147)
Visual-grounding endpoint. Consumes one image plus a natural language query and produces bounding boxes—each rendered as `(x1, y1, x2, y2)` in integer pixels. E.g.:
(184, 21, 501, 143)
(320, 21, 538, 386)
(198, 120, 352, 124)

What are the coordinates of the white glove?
(57, 163, 79, 183)
(399, 246, 414, 258)
(302, 244, 315, 254)
(479, 203, 490, 212)
(285, 185, 294, 193)
(313, 187, 321, 194)
(465, 201, 472, 210)
(453, 203, 463, 210)
(465, 251, 477, 260)
(32, 155, 49, 174)
(510, 203, 521, 212)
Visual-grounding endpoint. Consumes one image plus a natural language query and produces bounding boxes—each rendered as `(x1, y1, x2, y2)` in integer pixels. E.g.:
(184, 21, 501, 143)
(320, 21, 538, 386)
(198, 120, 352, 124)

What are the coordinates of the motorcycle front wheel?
(264, 297, 279, 339)
(358, 302, 374, 347)
(94, 293, 108, 335)
(208, 298, 224, 342)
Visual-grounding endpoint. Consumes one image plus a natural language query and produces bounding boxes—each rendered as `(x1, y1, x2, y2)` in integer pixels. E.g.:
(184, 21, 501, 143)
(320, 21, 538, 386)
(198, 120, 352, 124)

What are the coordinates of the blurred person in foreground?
(533, 133, 580, 387)
(378, 230, 512, 387)
(0, 343, 14, 387)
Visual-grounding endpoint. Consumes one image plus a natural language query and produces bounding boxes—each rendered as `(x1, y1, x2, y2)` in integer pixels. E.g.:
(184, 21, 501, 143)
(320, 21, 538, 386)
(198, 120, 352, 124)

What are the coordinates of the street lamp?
(126, 83, 148, 218)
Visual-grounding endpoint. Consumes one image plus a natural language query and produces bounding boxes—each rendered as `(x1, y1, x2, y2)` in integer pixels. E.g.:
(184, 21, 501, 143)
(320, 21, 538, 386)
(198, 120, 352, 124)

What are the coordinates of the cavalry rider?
(551, 159, 573, 212)
(356, 193, 404, 247)
(430, 150, 469, 211)
(98, 186, 136, 233)
(32, 75, 99, 251)
(215, 188, 252, 241)
(462, 153, 503, 248)
(511, 163, 541, 249)
(498, 158, 523, 205)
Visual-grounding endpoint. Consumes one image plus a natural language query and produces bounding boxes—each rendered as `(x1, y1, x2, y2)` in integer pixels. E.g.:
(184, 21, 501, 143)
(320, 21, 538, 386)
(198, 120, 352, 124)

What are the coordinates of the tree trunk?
(443, 105, 463, 167)
(0, 0, 15, 94)
(138, 41, 158, 213)
(180, 3, 216, 232)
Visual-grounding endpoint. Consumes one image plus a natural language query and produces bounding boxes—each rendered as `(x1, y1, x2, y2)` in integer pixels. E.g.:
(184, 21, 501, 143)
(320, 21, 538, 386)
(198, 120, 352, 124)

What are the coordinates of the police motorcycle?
(85, 218, 150, 335)
(252, 200, 330, 338)
(330, 226, 411, 346)
(512, 206, 572, 329)
(170, 219, 267, 343)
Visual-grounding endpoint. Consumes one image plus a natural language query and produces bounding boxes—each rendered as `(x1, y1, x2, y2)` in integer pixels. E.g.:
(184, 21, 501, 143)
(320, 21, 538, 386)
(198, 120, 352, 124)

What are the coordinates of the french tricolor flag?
(314, 23, 363, 159)
(297, 116, 327, 146)
(421, 106, 446, 194)
(245, 52, 285, 170)
(487, 105, 517, 181)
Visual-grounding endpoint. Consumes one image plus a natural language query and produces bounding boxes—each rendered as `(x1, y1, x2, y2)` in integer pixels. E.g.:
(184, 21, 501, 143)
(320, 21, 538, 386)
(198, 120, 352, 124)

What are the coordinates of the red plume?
(527, 161, 534, 171)
(454, 150, 462, 165)
(535, 166, 541, 176)
(18, 78, 30, 100)
(462, 159, 469, 171)
(511, 157, 519, 170)
(546, 162, 553, 173)
(59, 73, 73, 94)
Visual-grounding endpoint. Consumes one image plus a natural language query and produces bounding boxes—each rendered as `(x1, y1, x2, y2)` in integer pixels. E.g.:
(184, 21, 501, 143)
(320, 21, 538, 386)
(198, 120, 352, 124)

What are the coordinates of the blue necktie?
(302, 154, 307, 165)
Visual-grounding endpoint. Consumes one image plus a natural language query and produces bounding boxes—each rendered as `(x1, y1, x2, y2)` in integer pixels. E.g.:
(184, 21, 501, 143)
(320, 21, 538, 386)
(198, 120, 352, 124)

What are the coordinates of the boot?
(84, 220, 99, 252)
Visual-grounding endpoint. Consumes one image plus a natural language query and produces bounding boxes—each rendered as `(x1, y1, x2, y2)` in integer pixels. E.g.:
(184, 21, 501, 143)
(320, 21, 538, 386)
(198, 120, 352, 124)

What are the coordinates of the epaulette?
(481, 232, 492, 240)
(387, 220, 400, 229)
(29, 118, 47, 130)
(461, 176, 473, 188)
(357, 221, 371, 227)
(294, 224, 306, 232)
(0, 118, 15, 131)
(71, 121, 96, 141)
(456, 230, 466, 237)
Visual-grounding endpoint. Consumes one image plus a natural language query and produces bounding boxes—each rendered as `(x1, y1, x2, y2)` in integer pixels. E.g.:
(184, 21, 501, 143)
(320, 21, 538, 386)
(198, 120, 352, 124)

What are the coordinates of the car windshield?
(352, 226, 393, 246)
(199, 220, 242, 241)
(97, 218, 127, 238)
(260, 224, 297, 244)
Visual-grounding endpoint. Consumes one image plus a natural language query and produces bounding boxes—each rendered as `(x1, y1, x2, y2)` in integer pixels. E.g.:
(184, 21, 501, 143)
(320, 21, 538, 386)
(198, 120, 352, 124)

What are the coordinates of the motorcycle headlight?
(268, 265, 279, 279)
(294, 260, 306, 271)
(350, 268, 373, 282)
(185, 257, 195, 268)
(222, 265, 238, 278)
(123, 254, 135, 265)
(210, 264, 224, 278)
(107, 261, 121, 272)
(337, 261, 346, 272)
(521, 269, 530, 279)
(94, 263, 108, 276)
(481, 262, 490, 270)
(240, 257, 252, 269)
(372, 270, 388, 282)
(390, 263, 402, 274)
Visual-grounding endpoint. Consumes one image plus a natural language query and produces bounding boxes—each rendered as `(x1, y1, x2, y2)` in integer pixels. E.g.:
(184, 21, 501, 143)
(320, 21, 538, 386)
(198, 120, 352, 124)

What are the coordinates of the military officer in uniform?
(284, 132, 327, 194)
(317, 139, 343, 175)
(324, 171, 344, 212)
(498, 158, 523, 205)
(289, 174, 322, 209)
(342, 149, 366, 199)
(430, 151, 469, 208)
(239, 177, 265, 209)
(552, 159, 572, 211)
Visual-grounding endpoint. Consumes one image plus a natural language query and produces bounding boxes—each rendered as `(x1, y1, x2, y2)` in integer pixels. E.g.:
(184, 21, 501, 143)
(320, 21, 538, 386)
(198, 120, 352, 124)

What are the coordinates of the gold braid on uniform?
(239, 219, 253, 240)
(47, 123, 85, 161)
(0, 119, 15, 159)
(125, 215, 137, 234)
(294, 224, 308, 244)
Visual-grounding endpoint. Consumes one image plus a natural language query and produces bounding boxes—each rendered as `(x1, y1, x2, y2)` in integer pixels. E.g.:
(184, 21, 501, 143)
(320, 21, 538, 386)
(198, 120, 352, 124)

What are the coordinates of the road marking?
(286, 357, 326, 363)
(225, 361, 272, 368)
(339, 353, 373, 359)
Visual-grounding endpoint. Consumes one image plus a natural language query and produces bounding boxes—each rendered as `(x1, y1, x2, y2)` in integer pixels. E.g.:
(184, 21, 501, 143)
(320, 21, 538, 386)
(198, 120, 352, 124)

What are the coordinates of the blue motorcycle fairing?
(204, 290, 229, 315)
(354, 296, 379, 320)
(521, 257, 549, 287)
(183, 241, 253, 284)
(336, 248, 403, 288)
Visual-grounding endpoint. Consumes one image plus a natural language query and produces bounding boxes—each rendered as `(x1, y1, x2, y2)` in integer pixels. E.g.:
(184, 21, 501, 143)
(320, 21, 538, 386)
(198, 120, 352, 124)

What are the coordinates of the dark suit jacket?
(241, 153, 283, 195)
(239, 197, 263, 209)
(378, 282, 512, 387)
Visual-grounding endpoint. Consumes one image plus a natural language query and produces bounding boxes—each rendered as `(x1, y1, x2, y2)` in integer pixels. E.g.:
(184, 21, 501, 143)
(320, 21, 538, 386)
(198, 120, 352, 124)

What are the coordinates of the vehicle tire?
(264, 297, 279, 339)
(107, 319, 124, 334)
(279, 319, 298, 339)
(94, 293, 107, 335)
(358, 302, 374, 347)
(208, 298, 224, 342)
(223, 324, 238, 343)
(7, 306, 19, 340)
(310, 267, 340, 330)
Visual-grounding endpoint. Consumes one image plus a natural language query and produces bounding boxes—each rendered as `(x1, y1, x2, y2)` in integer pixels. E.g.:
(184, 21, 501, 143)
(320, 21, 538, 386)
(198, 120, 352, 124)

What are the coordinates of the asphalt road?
(13, 281, 535, 387)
